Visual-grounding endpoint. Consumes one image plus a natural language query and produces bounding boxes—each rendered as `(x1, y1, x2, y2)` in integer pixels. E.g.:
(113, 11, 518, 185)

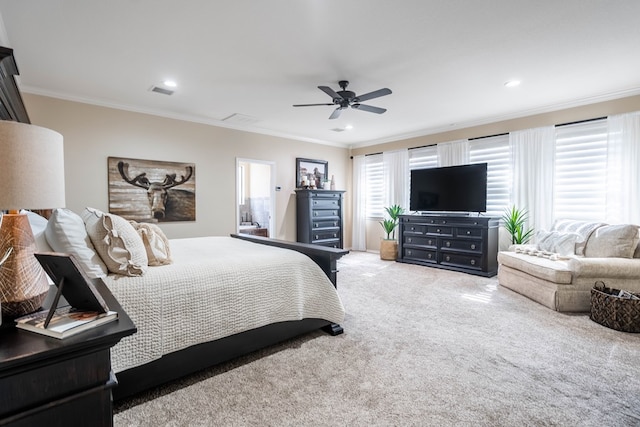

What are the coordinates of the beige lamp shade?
(0, 120, 66, 209)
(0, 120, 66, 317)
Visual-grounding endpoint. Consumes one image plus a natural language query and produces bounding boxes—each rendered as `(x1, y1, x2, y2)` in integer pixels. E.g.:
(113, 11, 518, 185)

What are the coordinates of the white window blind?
(409, 145, 438, 170)
(469, 135, 510, 217)
(365, 154, 384, 218)
(553, 119, 608, 221)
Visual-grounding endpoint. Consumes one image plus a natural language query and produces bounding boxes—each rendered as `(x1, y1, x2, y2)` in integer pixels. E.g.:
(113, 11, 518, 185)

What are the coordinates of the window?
(553, 119, 608, 221)
(469, 135, 511, 217)
(409, 145, 438, 170)
(365, 154, 384, 218)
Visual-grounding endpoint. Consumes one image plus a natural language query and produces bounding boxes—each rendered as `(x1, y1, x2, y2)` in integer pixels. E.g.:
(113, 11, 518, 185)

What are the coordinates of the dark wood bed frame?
(112, 234, 348, 401)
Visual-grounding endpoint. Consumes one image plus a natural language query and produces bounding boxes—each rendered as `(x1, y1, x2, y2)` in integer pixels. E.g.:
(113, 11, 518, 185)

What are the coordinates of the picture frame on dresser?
(296, 158, 328, 188)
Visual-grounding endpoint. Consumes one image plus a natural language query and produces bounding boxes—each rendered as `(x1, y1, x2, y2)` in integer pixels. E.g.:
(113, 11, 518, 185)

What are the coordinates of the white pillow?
(44, 208, 108, 278)
(536, 230, 582, 256)
(22, 210, 53, 253)
(130, 221, 172, 266)
(82, 207, 148, 276)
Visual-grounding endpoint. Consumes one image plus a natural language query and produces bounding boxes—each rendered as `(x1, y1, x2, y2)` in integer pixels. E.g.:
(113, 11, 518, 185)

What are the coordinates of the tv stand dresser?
(398, 214, 499, 277)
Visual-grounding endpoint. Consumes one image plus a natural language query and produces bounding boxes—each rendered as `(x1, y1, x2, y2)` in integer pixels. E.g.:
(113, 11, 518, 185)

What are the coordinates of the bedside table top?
(0, 278, 136, 373)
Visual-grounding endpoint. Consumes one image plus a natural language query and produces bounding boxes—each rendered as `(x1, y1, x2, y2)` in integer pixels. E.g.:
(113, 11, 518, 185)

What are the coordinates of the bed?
(28, 208, 348, 401)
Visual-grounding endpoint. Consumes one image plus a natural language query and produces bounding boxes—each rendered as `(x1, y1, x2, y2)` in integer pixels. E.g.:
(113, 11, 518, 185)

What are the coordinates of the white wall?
(24, 94, 351, 244)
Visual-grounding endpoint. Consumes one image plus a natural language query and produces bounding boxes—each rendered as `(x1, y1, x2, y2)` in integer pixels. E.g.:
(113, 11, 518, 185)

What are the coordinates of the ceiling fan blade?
(354, 88, 392, 103)
(293, 103, 336, 107)
(352, 103, 387, 114)
(329, 108, 342, 120)
(318, 85, 343, 100)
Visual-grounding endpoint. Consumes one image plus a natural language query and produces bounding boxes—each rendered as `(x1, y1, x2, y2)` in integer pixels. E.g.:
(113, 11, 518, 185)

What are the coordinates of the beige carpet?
(114, 251, 640, 426)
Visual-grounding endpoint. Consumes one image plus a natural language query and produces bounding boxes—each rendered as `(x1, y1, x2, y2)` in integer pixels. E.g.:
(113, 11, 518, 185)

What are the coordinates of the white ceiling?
(1, 1, 639, 148)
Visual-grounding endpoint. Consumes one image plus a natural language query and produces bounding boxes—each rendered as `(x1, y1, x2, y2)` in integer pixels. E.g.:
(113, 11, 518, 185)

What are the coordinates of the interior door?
(236, 158, 275, 238)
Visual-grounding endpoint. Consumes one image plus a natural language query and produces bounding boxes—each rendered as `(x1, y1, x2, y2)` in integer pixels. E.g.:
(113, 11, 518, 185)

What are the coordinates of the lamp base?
(0, 213, 49, 317)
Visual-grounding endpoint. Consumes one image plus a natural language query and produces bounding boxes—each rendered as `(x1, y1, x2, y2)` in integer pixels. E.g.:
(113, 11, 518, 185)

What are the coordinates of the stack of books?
(15, 307, 118, 339)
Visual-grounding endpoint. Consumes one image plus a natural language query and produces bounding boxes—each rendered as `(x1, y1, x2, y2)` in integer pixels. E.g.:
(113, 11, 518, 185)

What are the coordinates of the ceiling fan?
(293, 80, 392, 120)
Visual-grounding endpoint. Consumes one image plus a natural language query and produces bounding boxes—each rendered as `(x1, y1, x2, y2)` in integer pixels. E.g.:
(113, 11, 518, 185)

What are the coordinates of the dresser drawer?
(426, 226, 452, 236)
(311, 209, 339, 219)
(312, 198, 341, 208)
(440, 252, 482, 270)
(455, 227, 482, 238)
(403, 247, 437, 263)
(313, 230, 340, 241)
(404, 223, 427, 234)
(312, 219, 340, 229)
(313, 240, 341, 248)
(440, 239, 483, 253)
(309, 191, 341, 199)
(403, 235, 436, 247)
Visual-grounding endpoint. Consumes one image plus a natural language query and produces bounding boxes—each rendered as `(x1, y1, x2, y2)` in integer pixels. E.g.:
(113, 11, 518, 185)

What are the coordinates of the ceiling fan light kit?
(294, 80, 392, 119)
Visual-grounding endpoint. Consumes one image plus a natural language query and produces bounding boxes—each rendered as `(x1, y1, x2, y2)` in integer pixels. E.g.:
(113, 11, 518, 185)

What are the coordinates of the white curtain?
(606, 111, 640, 224)
(351, 155, 367, 251)
(510, 126, 555, 232)
(383, 149, 410, 212)
(437, 139, 469, 167)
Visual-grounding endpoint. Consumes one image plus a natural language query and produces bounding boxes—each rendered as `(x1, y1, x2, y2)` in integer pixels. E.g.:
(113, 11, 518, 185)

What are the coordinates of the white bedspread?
(104, 236, 345, 372)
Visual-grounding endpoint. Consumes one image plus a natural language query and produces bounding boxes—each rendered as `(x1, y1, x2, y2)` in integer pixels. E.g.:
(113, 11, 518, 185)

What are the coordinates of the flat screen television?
(409, 163, 487, 213)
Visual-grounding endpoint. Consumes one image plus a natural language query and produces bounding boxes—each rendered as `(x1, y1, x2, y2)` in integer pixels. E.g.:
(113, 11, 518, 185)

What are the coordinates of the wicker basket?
(590, 281, 640, 333)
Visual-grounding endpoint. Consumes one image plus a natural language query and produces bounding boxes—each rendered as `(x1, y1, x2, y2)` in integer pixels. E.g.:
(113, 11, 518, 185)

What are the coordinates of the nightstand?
(0, 279, 136, 427)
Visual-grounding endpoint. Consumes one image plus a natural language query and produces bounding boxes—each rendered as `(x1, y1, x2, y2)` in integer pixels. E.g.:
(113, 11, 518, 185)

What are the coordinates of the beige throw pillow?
(82, 207, 148, 276)
(584, 224, 640, 258)
(130, 221, 172, 266)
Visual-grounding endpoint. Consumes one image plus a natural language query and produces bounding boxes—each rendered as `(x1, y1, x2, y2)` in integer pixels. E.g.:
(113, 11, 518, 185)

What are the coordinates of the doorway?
(236, 158, 275, 238)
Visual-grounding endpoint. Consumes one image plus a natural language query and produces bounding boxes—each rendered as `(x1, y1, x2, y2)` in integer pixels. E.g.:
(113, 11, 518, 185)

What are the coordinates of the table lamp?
(0, 120, 65, 318)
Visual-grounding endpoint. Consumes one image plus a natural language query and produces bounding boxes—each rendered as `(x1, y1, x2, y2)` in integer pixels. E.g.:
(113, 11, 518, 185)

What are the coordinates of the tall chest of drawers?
(295, 189, 345, 249)
(398, 214, 499, 277)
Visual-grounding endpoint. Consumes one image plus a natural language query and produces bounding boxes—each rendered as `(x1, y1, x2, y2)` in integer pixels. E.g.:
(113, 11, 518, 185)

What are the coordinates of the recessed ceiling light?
(504, 80, 521, 88)
(163, 80, 177, 88)
(345, 124, 354, 130)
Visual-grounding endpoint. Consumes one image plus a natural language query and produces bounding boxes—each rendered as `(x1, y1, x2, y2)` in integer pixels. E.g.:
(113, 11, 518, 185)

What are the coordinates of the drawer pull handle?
(333, 234, 337, 238)
(470, 260, 476, 266)
(314, 223, 318, 227)
(471, 244, 476, 250)
(408, 238, 412, 243)
(436, 229, 441, 233)
(407, 250, 412, 256)
(315, 235, 319, 239)
(427, 254, 432, 259)
(466, 231, 471, 235)
(428, 240, 433, 245)
(445, 241, 451, 247)
(445, 256, 450, 262)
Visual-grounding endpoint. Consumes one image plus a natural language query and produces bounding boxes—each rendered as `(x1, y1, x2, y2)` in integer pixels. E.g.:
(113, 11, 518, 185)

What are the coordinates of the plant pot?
(380, 239, 398, 261)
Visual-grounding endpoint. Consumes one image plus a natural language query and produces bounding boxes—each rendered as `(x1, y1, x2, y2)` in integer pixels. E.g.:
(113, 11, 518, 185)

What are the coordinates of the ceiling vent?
(222, 113, 261, 126)
(150, 85, 174, 95)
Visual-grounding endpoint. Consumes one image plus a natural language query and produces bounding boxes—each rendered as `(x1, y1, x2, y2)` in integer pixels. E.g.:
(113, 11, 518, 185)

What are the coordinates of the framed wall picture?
(296, 158, 328, 189)
(108, 157, 196, 222)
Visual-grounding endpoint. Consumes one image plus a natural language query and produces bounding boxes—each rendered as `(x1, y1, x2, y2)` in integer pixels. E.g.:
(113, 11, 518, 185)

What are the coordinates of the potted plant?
(502, 205, 534, 245)
(379, 204, 405, 260)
